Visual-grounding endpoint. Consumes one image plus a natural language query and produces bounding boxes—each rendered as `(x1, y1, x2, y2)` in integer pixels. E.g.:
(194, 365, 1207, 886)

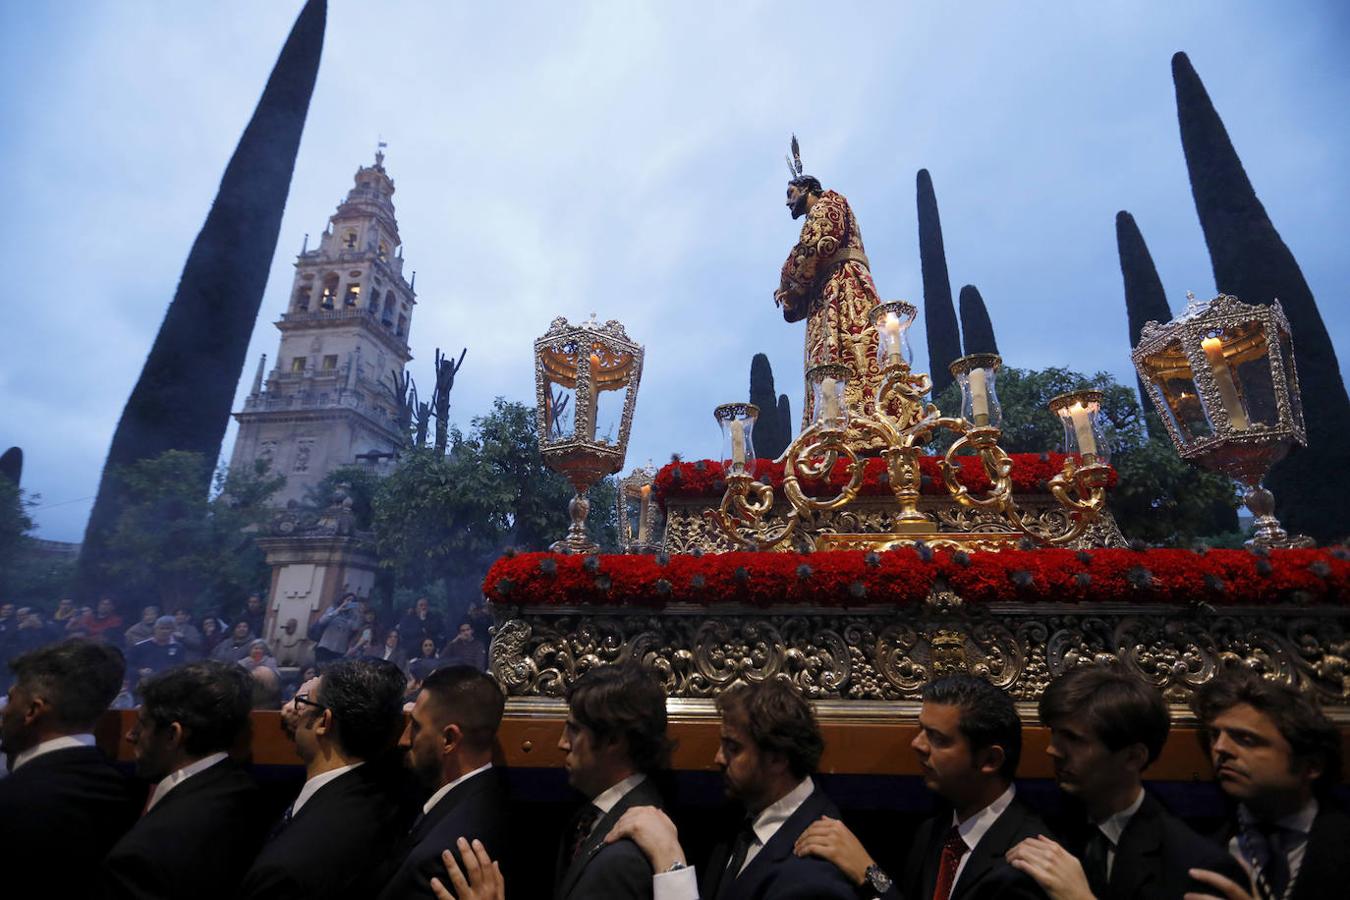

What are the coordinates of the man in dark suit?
(792, 674, 1048, 900)
(1191, 668, 1348, 900)
(378, 665, 509, 900)
(1005, 666, 1244, 899)
(554, 662, 672, 900)
(239, 658, 417, 899)
(0, 640, 141, 897)
(695, 679, 858, 900)
(102, 660, 267, 900)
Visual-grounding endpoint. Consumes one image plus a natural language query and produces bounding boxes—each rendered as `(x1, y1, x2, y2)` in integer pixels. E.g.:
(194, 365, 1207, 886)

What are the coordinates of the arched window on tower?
(320, 274, 339, 310)
(397, 314, 408, 338)
(342, 229, 358, 250)
(382, 293, 395, 328)
(294, 285, 311, 312)
(378, 241, 389, 263)
(344, 282, 361, 307)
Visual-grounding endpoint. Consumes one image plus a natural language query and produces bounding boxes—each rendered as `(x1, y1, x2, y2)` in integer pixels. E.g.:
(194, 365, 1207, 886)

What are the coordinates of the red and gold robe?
(778, 189, 885, 445)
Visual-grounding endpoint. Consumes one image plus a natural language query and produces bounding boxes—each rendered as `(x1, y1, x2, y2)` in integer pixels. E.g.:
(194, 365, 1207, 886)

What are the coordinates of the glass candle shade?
(714, 403, 759, 476)
(868, 301, 917, 369)
(949, 354, 1003, 429)
(807, 363, 852, 430)
(1048, 390, 1109, 465)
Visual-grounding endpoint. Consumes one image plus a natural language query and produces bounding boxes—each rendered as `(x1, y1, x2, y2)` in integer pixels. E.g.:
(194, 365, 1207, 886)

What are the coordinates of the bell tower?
(230, 147, 416, 506)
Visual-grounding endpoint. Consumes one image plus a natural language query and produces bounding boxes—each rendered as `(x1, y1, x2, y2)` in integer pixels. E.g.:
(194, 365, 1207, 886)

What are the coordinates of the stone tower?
(230, 148, 415, 506)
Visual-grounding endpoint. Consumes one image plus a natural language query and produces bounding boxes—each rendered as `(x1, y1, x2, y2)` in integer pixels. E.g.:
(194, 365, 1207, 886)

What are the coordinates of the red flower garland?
(483, 547, 1350, 610)
(653, 454, 1117, 510)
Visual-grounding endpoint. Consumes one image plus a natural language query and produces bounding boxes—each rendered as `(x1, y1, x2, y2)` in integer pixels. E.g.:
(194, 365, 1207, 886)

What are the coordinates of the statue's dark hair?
(316, 658, 407, 760)
(789, 175, 823, 195)
(139, 661, 252, 756)
(421, 665, 506, 754)
(923, 674, 1022, 781)
(716, 679, 824, 779)
(566, 662, 672, 774)
(9, 639, 125, 730)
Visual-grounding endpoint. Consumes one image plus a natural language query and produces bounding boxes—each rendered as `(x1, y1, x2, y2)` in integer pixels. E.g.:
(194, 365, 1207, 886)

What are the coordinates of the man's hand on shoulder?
(603, 805, 685, 873)
(1005, 835, 1094, 900)
(792, 816, 874, 886)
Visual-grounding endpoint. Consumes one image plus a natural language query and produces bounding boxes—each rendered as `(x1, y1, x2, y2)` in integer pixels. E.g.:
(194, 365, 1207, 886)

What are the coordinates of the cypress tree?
(1173, 51, 1350, 542)
(776, 393, 793, 456)
(958, 285, 999, 355)
(749, 353, 787, 459)
(1115, 211, 1174, 411)
(77, 0, 327, 602)
(0, 447, 20, 486)
(917, 170, 961, 397)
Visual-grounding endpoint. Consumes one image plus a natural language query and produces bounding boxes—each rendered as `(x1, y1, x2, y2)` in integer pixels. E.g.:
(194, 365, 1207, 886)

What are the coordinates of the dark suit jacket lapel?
(556, 778, 662, 900)
(1110, 793, 1163, 899)
(951, 799, 1027, 898)
(411, 767, 496, 845)
(143, 757, 234, 819)
(1292, 806, 1348, 900)
(726, 787, 834, 900)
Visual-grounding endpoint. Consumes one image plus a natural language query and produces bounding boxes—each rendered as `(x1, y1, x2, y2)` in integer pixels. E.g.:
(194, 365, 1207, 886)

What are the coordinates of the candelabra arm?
(939, 427, 1014, 512)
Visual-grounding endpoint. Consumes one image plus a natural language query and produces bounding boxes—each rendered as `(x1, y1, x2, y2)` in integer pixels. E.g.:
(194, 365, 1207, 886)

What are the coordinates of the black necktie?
(266, 803, 295, 842)
(568, 805, 602, 863)
(1082, 829, 1110, 898)
(718, 819, 758, 899)
(1251, 823, 1290, 900)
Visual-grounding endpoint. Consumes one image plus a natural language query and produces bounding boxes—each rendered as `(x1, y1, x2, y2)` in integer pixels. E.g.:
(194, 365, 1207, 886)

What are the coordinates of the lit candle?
(1200, 337, 1249, 430)
(968, 368, 990, 427)
(637, 484, 651, 543)
(882, 312, 903, 366)
(821, 377, 841, 423)
(1069, 402, 1098, 459)
(730, 419, 746, 470)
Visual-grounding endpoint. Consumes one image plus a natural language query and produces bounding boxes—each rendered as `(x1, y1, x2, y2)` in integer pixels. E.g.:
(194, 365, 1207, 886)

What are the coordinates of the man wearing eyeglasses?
(239, 658, 418, 899)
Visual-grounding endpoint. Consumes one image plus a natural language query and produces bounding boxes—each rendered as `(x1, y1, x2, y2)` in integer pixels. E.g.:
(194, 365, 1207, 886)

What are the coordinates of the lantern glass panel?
(541, 340, 579, 441)
(1147, 338, 1213, 442)
(1231, 332, 1278, 428)
(1278, 327, 1304, 430)
(624, 493, 643, 543)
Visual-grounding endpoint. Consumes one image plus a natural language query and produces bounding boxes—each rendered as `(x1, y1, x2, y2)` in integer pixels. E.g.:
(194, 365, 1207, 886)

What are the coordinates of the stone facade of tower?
(230, 151, 415, 507)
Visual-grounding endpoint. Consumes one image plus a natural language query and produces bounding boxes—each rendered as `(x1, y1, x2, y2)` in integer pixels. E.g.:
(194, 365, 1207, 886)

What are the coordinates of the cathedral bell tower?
(230, 148, 416, 506)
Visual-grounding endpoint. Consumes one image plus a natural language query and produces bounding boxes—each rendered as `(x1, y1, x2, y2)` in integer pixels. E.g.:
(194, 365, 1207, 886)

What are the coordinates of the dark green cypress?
(917, 170, 961, 397)
(0, 448, 20, 486)
(958, 285, 999, 355)
(776, 393, 793, 456)
(750, 353, 787, 459)
(1173, 51, 1350, 542)
(77, 1, 326, 601)
(1115, 211, 1173, 410)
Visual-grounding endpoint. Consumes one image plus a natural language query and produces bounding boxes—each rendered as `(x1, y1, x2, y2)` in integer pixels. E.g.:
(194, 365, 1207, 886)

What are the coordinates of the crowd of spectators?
(0, 592, 491, 707)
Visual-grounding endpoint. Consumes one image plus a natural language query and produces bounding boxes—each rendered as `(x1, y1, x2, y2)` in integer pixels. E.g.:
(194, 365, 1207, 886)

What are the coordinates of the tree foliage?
(750, 354, 790, 460)
(371, 399, 617, 591)
(933, 366, 1239, 544)
(958, 285, 999, 355)
(98, 452, 283, 613)
(918, 169, 961, 398)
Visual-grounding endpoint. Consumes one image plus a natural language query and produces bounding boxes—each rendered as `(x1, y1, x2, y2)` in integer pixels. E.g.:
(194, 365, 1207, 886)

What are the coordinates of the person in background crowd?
(0, 602, 18, 674)
(243, 593, 267, 640)
(466, 601, 493, 644)
(128, 616, 188, 685)
(124, 605, 161, 646)
(377, 665, 509, 899)
(554, 662, 671, 900)
(103, 661, 267, 900)
(250, 666, 283, 710)
(1191, 668, 1347, 900)
(13, 608, 58, 654)
(1004, 666, 1243, 900)
(366, 628, 409, 674)
(314, 592, 361, 665)
(73, 596, 124, 646)
(51, 597, 77, 627)
(409, 637, 445, 683)
(795, 674, 1049, 899)
(274, 617, 316, 670)
(200, 614, 226, 657)
(110, 678, 136, 710)
(239, 659, 417, 899)
(441, 620, 487, 671)
(398, 597, 447, 651)
(0, 640, 141, 898)
(239, 639, 280, 678)
(172, 607, 204, 659)
(347, 604, 382, 658)
(212, 620, 255, 663)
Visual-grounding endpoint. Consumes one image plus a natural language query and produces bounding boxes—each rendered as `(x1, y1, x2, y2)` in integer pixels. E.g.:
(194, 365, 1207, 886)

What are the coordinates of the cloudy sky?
(3, 1, 1348, 542)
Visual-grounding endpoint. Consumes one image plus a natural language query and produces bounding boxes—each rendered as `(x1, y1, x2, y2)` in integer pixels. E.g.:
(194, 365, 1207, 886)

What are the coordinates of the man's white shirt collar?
(423, 762, 494, 816)
(11, 734, 95, 772)
(592, 772, 647, 817)
(144, 752, 229, 813)
(292, 761, 364, 816)
(1095, 786, 1146, 847)
(952, 783, 1016, 848)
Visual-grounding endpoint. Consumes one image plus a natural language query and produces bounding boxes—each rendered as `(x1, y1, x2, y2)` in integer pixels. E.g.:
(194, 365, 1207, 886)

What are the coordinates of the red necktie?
(931, 826, 968, 900)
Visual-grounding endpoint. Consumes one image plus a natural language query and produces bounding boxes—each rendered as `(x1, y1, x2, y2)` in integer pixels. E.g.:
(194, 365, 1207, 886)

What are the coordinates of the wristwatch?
(858, 864, 892, 897)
